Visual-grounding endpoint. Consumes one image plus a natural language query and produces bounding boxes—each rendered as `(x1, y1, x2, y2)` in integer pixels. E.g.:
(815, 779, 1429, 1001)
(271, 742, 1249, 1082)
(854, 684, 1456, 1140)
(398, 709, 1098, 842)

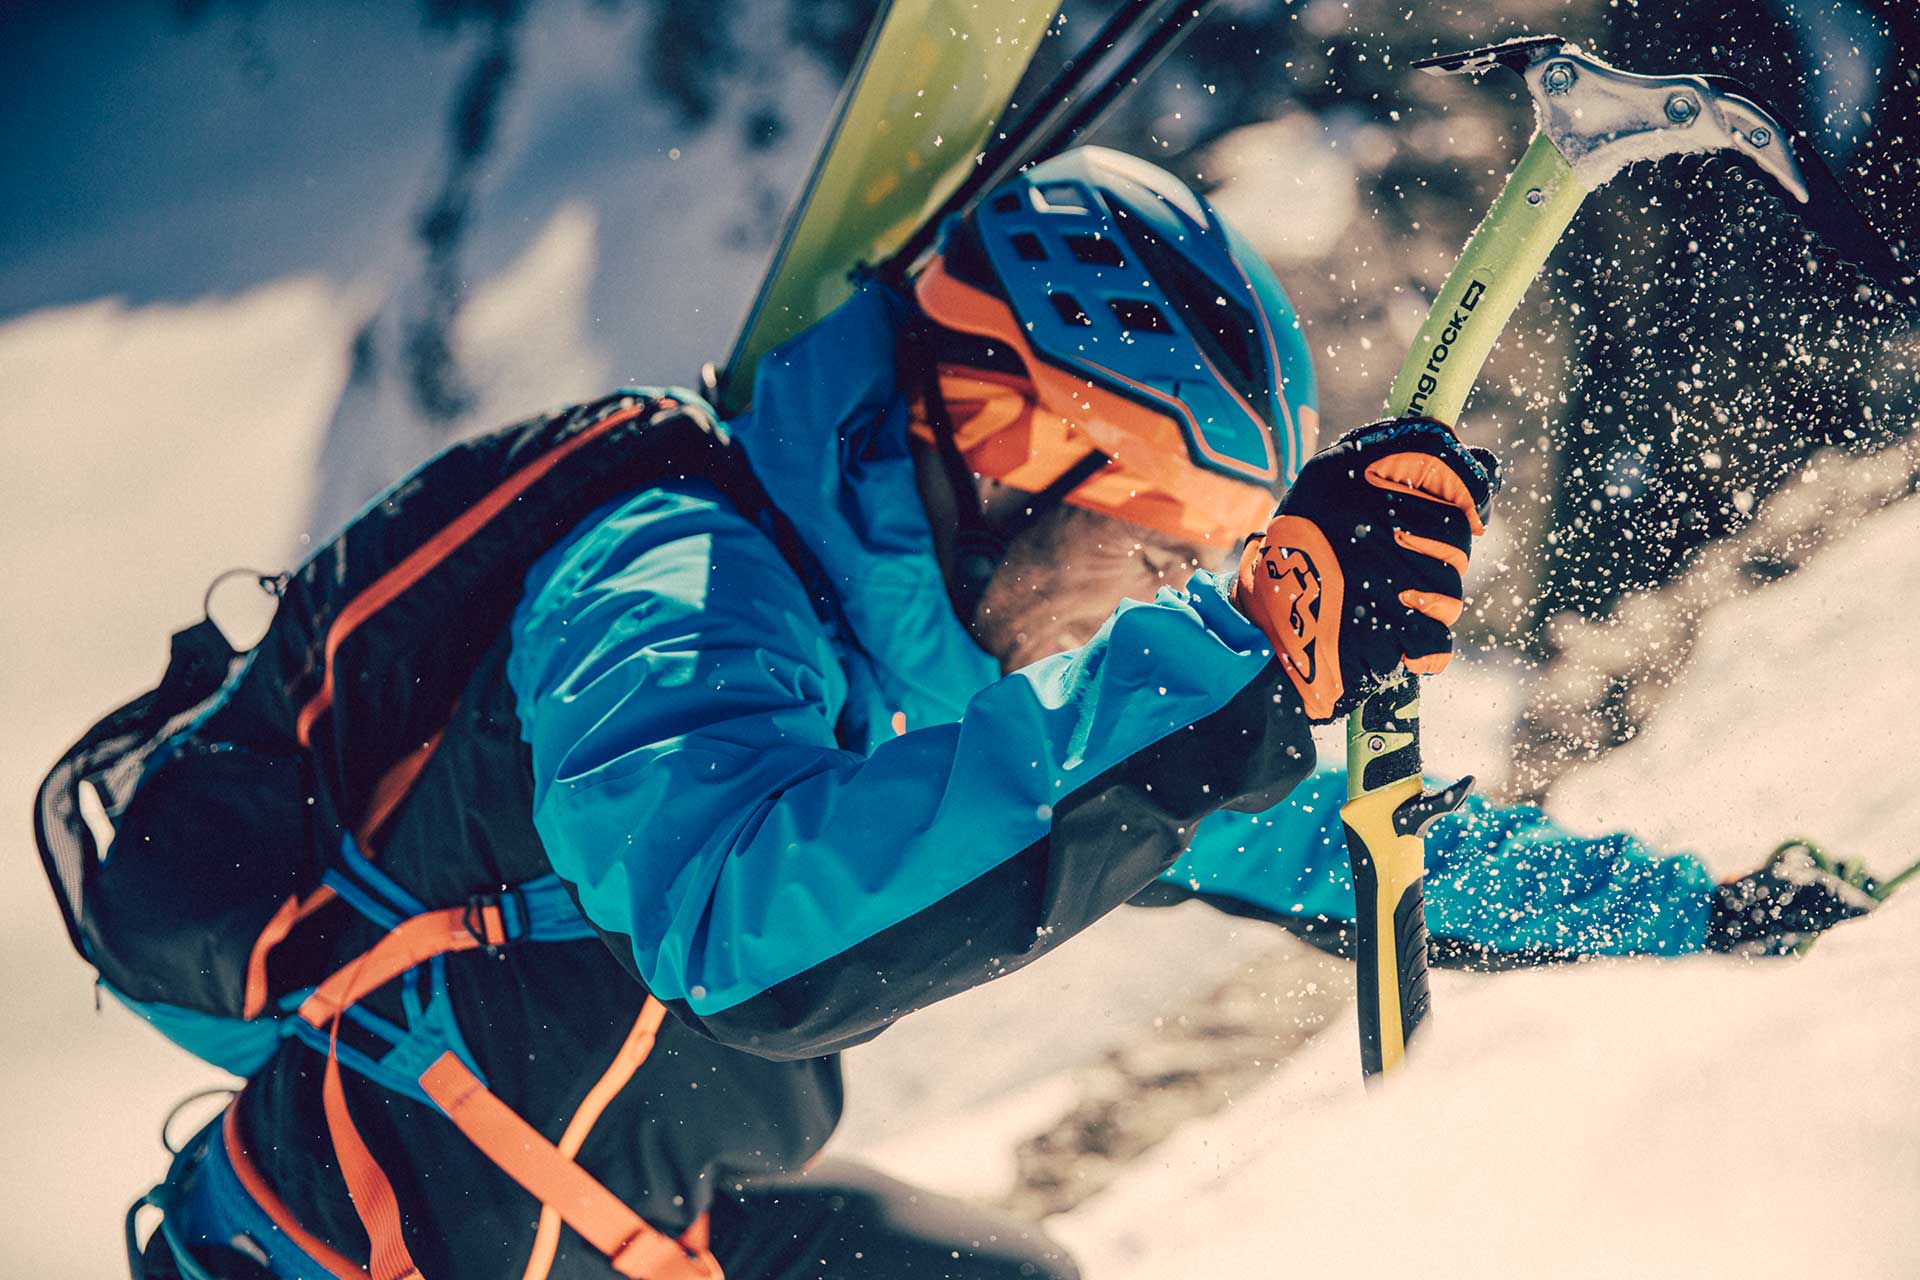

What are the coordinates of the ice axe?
(1341, 34, 1915, 1081)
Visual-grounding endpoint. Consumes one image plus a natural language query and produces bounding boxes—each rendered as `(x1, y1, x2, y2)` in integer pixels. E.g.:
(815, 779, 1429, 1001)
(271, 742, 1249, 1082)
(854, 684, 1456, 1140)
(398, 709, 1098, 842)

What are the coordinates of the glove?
(1706, 840, 1882, 956)
(1233, 417, 1499, 722)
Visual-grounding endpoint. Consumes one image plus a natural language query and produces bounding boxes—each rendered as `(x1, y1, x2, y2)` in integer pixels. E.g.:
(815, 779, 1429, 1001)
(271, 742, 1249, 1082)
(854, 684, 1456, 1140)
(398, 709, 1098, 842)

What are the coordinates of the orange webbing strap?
(295, 400, 659, 748)
(295, 906, 709, 1280)
(420, 1049, 720, 1280)
(355, 730, 445, 849)
(521, 1000, 671, 1280)
(323, 992, 425, 1280)
(298, 906, 495, 1027)
(245, 739, 447, 1022)
(245, 884, 341, 1019)
(304, 904, 506, 1280)
(677, 1213, 712, 1260)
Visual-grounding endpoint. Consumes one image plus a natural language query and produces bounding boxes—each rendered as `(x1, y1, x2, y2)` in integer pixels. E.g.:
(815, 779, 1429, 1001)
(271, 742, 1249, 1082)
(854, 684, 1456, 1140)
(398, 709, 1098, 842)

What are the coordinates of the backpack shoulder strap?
(278, 393, 730, 827)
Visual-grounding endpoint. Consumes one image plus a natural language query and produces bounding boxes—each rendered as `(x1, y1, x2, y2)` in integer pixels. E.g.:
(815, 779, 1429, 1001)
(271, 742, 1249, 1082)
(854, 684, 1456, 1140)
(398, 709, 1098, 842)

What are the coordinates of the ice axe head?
(1416, 35, 1918, 311)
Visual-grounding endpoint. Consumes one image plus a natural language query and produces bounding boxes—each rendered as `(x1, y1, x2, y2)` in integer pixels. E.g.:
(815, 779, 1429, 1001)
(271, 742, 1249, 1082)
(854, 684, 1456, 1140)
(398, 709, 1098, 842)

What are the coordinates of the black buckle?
(462, 887, 525, 957)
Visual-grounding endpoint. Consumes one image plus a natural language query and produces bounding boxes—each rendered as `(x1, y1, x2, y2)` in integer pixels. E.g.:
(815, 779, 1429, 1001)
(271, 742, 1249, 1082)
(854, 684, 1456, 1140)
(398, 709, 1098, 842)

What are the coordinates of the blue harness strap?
(132, 1108, 359, 1280)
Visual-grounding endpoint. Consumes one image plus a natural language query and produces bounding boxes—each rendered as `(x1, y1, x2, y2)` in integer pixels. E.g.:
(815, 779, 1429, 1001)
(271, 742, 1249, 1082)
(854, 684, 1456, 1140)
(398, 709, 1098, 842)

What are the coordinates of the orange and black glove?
(1234, 417, 1499, 723)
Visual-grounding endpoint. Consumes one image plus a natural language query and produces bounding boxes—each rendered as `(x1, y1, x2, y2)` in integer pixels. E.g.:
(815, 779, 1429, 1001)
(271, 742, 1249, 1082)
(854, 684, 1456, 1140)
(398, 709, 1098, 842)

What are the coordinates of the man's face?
(907, 429, 1220, 672)
(969, 491, 1217, 671)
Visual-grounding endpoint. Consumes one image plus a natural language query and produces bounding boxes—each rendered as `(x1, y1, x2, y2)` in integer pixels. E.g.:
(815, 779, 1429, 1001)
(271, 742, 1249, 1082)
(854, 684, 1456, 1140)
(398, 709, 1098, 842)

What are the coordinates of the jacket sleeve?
(507, 480, 1315, 1059)
(1146, 766, 1715, 964)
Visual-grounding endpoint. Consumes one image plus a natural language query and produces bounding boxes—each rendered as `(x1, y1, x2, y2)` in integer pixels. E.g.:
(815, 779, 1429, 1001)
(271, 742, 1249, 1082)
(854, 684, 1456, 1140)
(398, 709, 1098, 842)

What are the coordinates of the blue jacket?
(507, 285, 1713, 1056)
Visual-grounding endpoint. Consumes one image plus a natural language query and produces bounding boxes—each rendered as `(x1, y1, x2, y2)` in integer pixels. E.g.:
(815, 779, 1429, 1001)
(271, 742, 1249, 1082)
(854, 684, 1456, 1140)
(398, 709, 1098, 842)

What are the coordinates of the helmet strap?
(909, 323, 1006, 622)
(907, 322, 1112, 624)
(988, 448, 1110, 549)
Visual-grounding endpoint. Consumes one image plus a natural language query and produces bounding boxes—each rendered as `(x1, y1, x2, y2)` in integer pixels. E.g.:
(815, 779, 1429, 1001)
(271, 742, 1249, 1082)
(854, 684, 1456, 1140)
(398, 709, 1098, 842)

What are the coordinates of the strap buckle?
(462, 887, 526, 957)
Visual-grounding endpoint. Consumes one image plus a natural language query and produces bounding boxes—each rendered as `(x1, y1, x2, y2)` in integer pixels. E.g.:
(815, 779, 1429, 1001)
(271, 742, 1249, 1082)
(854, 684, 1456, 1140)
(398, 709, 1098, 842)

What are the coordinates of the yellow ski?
(716, 0, 1061, 415)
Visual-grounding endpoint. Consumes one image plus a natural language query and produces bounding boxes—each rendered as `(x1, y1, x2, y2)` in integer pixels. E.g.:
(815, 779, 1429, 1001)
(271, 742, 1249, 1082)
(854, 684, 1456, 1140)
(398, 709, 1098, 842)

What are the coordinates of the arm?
(1147, 766, 1716, 964)
(507, 481, 1314, 1059)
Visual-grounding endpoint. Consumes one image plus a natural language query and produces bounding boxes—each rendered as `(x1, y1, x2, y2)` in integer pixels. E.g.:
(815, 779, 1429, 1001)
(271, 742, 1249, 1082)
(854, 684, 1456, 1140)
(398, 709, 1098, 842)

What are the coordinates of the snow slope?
(1056, 906, 1920, 1278)
(1050, 497, 1920, 1279)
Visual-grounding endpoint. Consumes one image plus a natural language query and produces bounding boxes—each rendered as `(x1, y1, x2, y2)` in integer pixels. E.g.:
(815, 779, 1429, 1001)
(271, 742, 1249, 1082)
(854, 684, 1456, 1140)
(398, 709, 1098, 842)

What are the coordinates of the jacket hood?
(722, 282, 1000, 731)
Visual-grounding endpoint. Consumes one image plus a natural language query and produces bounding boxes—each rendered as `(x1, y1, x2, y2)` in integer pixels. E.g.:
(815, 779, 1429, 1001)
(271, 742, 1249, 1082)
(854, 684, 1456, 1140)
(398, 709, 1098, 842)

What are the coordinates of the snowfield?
(0, 283, 357, 1280)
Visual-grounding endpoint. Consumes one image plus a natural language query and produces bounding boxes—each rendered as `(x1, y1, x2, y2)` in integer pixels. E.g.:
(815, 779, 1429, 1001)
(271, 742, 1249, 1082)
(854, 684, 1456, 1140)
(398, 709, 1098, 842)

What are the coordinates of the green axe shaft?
(1342, 132, 1584, 1078)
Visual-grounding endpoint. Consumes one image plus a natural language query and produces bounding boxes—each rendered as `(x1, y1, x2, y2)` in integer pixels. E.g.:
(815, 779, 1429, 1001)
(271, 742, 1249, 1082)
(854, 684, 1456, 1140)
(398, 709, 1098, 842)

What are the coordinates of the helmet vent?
(1049, 293, 1094, 327)
(992, 193, 1022, 214)
(1109, 299, 1172, 335)
(1011, 233, 1047, 262)
(1112, 212, 1263, 395)
(1065, 234, 1125, 268)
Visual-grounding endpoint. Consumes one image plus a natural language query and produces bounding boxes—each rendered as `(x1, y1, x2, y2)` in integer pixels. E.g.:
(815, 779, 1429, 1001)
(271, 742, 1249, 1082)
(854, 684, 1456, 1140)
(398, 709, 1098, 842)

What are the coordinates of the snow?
(0, 280, 354, 727)
(1206, 113, 1362, 265)
(1057, 907, 1920, 1278)
(309, 201, 616, 531)
(1552, 497, 1920, 875)
(837, 901, 1282, 1153)
(1043, 496, 1920, 1279)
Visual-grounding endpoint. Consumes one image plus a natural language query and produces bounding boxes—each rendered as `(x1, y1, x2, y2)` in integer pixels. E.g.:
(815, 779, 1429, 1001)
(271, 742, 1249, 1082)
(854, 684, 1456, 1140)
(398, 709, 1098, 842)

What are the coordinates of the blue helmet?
(912, 146, 1317, 549)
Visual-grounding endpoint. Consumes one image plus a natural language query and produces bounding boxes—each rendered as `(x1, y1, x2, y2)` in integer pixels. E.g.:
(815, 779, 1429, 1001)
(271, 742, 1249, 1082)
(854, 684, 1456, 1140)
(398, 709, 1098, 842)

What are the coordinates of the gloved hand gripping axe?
(1343, 35, 1916, 1080)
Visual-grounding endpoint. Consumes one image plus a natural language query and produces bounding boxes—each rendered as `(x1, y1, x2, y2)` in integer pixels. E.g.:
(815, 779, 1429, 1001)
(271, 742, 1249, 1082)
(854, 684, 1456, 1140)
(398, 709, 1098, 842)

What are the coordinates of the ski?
(882, 0, 1218, 279)
(715, 0, 1225, 415)
(715, 0, 1062, 416)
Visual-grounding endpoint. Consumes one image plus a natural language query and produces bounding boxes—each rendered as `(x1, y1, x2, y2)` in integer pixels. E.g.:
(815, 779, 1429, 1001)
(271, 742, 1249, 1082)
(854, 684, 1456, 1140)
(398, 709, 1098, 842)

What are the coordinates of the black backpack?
(32, 390, 760, 1072)
(36, 391, 801, 1280)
